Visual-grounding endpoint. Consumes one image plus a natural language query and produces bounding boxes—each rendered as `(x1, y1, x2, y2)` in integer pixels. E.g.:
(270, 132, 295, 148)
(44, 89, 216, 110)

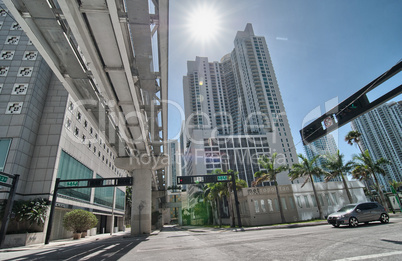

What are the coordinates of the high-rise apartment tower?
(182, 24, 298, 186)
(351, 101, 402, 190)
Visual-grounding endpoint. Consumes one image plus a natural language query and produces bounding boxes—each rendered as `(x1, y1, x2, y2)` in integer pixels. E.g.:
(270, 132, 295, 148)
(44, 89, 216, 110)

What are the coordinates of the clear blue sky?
(167, 0, 402, 162)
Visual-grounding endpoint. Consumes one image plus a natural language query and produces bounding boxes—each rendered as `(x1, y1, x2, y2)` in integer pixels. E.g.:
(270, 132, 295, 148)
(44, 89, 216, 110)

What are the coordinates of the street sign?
(177, 174, 231, 184)
(66, 181, 78, 187)
(0, 175, 8, 183)
(217, 175, 228, 181)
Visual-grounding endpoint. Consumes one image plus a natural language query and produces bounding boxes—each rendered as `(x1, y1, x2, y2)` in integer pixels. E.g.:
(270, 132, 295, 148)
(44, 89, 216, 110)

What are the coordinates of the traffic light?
(116, 177, 133, 186)
(204, 175, 216, 183)
(88, 179, 103, 187)
(336, 95, 370, 126)
(177, 176, 192, 184)
(300, 121, 326, 145)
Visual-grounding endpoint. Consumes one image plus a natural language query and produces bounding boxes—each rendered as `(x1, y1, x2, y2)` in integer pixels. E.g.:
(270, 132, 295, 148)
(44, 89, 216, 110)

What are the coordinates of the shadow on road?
(3, 235, 148, 261)
(332, 221, 390, 229)
(381, 239, 402, 245)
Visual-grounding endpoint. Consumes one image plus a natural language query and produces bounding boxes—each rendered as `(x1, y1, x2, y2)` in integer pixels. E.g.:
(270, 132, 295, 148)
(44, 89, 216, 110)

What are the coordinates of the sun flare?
(187, 5, 221, 42)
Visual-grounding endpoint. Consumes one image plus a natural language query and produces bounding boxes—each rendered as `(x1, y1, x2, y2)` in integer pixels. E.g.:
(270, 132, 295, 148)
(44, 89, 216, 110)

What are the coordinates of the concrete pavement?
(1, 212, 400, 253)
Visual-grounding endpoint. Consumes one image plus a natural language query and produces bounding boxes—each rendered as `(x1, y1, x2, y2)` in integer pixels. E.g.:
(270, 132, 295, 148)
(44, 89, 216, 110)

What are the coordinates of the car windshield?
(337, 204, 357, 212)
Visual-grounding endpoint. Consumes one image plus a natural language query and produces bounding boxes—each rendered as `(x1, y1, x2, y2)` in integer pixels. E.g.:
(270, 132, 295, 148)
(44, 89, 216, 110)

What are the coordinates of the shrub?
(0, 198, 49, 233)
(63, 209, 98, 233)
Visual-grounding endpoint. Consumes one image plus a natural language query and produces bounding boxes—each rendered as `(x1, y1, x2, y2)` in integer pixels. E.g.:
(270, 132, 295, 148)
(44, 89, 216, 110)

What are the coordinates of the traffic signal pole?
(0, 174, 19, 249)
(45, 178, 60, 245)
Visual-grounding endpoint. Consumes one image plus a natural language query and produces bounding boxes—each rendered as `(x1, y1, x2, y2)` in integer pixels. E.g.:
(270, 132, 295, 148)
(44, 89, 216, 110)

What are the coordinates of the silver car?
(327, 202, 389, 227)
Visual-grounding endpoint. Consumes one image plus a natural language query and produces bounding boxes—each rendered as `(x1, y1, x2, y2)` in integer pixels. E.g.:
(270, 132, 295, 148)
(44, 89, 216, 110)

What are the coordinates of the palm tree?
(322, 150, 354, 203)
(208, 169, 247, 227)
(351, 164, 373, 199)
(225, 170, 247, 227)
(288, 154, 327, 220)
(192, 183, 211, 224)
(345, 130, 363, 153)
(390, 180, 402, 192)
(253, 153, 289, 223)
(206, 181, 226, 227)
(353, 150, 390, 209)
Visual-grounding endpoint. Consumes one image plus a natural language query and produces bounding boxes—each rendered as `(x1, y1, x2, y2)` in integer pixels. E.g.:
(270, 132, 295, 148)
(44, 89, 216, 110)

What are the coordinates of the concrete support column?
(131, 168, 152, 235)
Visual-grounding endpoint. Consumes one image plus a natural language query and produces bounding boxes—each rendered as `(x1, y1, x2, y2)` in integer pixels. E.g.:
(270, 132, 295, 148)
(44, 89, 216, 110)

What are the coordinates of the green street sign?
(66, 181, 79, 187)
(0, 175, 8, 183)
(217, 175, 228, 181)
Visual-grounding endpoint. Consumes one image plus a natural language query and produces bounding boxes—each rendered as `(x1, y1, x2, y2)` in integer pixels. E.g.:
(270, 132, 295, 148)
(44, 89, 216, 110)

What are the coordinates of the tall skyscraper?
(304, 134, 339, 182)
(0, 4, 126, 242)
(351, 101, 402, 190)
(182, 24, 298, 186)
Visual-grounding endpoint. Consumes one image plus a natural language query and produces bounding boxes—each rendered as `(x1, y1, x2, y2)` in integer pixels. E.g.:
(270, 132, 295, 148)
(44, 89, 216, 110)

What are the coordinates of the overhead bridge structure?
(5, 0, 169, 235)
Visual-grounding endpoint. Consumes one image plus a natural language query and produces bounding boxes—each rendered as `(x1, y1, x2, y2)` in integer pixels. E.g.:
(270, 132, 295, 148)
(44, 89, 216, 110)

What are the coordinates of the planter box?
(3, 232, 44, 248)
(90, 228, 97, 236)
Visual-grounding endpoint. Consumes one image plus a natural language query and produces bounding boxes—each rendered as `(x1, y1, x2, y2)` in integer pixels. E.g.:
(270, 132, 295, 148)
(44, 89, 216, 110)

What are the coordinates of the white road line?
(333, 250, 402, 261)
(77, 244, 119, 261)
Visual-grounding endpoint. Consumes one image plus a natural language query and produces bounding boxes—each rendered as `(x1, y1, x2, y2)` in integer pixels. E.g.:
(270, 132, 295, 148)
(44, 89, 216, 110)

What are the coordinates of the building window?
(76, 112, 82, 121)
(288, 197, 295, 209)
(325, 193, 332, 206)
(304, 195, 310, 208)
(281, 198, 287, 210)
(0, 50, 15, 60)
(273, 198, 279, 211)
(65, 118, 71, 129)
(331, 192, 338, 205)
(6, 102, 24, 114)
(296, 196, 303, 208)
(57, 150, 92, 201)
(260, 199, 266, 212)
(0, 139, 12, 172)
(254, 200, 260, 213)
(0, 66, 9, 76)
(311, 195, 317, 207)
(319, 194, 325, 206)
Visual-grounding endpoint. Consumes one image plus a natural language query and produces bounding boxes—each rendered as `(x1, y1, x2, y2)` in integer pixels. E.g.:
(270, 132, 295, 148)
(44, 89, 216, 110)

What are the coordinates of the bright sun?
(187, 5, 221, 42)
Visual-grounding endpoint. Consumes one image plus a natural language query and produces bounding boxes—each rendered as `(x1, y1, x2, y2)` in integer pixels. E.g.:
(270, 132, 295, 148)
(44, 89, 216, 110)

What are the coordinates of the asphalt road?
(1, 216, 401, 261)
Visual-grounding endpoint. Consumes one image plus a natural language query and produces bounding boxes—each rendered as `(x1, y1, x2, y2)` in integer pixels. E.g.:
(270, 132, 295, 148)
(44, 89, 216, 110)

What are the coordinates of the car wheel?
(349, 217, 358, 227)
(332, 223, 340, 228)
(380, 213, 389, 224)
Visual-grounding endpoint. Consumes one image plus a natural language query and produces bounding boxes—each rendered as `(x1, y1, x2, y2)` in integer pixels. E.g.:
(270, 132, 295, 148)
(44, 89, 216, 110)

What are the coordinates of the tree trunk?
(211, 200, 217, 225)
(340, 172, 353, 203)
(227, 184, 235, 227)
(372, 173, 389, 210)
(216, 197, 222, 228)
(275, 182, 286, 223)
(310, 174, 325, 220)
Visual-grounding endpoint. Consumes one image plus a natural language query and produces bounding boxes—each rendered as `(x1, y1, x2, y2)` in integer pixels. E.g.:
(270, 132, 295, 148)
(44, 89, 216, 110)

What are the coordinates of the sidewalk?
(181, 212, 402, 233)
(0, 231, 131, 253)
(181, 219, 328, 233)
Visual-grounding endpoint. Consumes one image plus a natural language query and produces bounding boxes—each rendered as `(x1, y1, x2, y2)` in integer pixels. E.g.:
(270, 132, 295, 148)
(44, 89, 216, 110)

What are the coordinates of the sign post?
(45, 178, 60, 245)
(0, 173, 20, 248)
